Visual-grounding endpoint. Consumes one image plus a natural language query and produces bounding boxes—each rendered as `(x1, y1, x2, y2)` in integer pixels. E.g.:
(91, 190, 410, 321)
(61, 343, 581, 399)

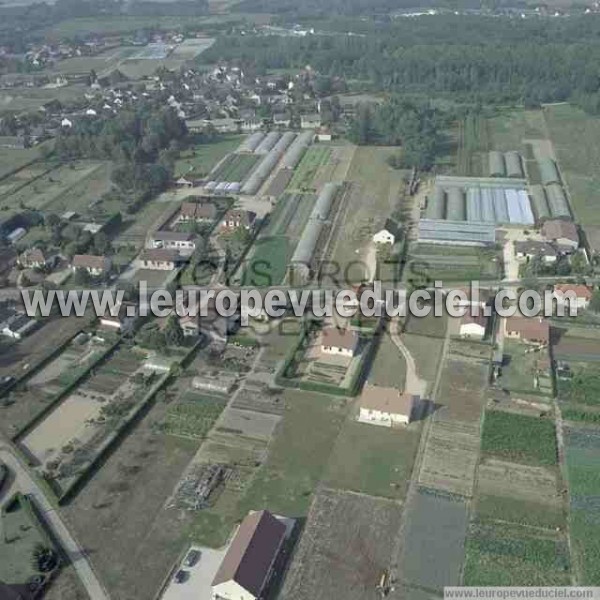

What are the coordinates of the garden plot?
(282, 489, 403, 600)
(215, 407, 281, 441)
(475, 458, 563, 529)
(313, 144, 356, 188)
(210, 152, 260, 183)
(26, 334, 108, 396)
(20, 347, 148, 492)
(160, 392, 226, 441)
(499, 339, 552, 396)
(464, 522, 570, 586)
(231, 384, 286, 416)
(481, 410, 558, 467)
(419, 415, 481, 498)
(287, 146, 331, 192)
(564, 425, 600, 584)
(397, 488, 468, 590)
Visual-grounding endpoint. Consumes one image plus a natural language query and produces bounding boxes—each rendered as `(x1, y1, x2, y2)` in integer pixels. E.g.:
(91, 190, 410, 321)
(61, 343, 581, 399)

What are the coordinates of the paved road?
(0, 443, 109, 600)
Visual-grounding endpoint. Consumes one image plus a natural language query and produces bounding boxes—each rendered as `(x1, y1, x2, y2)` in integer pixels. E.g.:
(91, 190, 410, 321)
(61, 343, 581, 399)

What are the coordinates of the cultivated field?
(210, 152, 260, 183)
(464, 522, 570, 585)
(500, 339, 553, 396)
(160, 391, 227, 440)
(282, 488, 403, 600)
(564, 425, 600, 583)
(287, 146, 332, 192)
(398, 488, 469, 590)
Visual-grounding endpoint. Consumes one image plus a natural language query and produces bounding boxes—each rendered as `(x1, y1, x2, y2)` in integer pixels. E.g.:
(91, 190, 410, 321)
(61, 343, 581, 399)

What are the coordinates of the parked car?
(174, 570, 189, 584)
(184, 549, 201, 567)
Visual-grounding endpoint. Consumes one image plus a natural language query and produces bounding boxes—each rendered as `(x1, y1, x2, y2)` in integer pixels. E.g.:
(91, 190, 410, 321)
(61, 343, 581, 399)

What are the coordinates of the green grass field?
(323, 419, 420, 500)
(287, 146, 331, 192)
(500, 340, 552, 396)
(367, 333, 407, 389)
(482, 410, 557, 466)
(175, 136, 243, 178)
(487, 109, 547, 152)
(475, 494, 564, 530)
(544, 104, 600, 227)
(240, 236, 291, 287)
(211, 152, 259, 183)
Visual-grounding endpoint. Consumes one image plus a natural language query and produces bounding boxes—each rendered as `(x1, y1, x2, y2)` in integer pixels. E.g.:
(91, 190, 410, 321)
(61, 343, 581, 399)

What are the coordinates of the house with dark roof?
(542, 220, 579, 250)
(71, 254, 110, 275)
(514, 240, 558, 264)
(220, 209, 256, 232)
(212, 510, 287, 600)
(178, 201, 217, 223)
(138, 249, 183, 271)
(505, 316, 550, 345)
(18, 248, 47, 269)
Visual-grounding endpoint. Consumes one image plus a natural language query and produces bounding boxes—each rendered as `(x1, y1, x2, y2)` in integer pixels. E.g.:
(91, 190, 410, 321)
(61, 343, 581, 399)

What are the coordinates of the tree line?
(202, 15, 600, 110)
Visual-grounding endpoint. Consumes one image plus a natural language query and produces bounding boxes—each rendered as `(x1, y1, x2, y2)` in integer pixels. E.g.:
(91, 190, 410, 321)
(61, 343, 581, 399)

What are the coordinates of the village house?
(542, 220, 579, 251)
(514, 240, 558, 264)
(358, 384, 417, 426)
(320, 327, 359, 358)
(178, 201, 217, 223)
(175, 176, 194, 189)
(179, 314, 200, 337)
(151, 231, 196, 253)
(553, 283, 593, 311)
(220, 209, 256, 232)
(315, 126, 333, 142)
(300, 113, 321, 129)
(18, 248, 47, 269)
(138, 248, 182, 271)
(240, 117, 262, 132)
(505, 316, 550, 345)
(71, 254, 110, 276)
(372, 229, 395, 245)
(99, 302, 139, 334)
(459, 313, 488, 340)
(211, 510, 287, 600)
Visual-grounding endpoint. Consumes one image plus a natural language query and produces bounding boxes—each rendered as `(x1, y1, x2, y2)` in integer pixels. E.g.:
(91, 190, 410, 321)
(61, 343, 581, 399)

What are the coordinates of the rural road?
(390, 319, 427, 397)
(0, 443, 110, 600)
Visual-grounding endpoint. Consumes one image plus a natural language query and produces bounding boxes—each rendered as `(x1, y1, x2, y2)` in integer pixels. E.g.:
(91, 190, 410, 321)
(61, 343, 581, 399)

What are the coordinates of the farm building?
(488, 151, 506, 177)
(553, 284, 593, 311)
(514, 241, 558, 263)
(428, 176, 534, 226)
(151, 231, 196, 253)
(212, 510, 287, 600)
(290, 183, 339, 277)
(358, 384, 417, 426)
(529, 185, 551, 222)
(538, 158, 561, 186)
(504, 151, 524, 178)
(238, 132, 266, 153)
(71, 254, 110, 275)
(220, 209, 256, 231)
(505, 316, 550, 345)
(241, 133, 296, 195)
(138, 248, 182, 271)
(417, 220, 496, 246)
(373, 229, 395, 245)
(280, 131, 313, 170)
(542, 220, 579, 249)
(544, 184, 571, 219)
(459, 313, 488, 339)
(178, 201, 217, 223)
(320, 326, 359, 357)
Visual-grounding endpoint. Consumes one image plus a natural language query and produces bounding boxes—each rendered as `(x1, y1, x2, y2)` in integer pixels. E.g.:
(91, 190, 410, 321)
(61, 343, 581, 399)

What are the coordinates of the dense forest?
(202, 16, 600, 109)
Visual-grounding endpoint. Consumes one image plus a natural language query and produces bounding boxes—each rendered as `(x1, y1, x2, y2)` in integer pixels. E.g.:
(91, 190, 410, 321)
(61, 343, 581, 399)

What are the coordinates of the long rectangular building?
(417, 219, 496, 246)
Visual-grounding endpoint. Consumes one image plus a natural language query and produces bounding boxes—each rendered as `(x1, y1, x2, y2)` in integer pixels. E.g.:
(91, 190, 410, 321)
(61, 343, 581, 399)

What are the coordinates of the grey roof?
(254, 131, 281, 155)
(539, 158, 560, 186)
(417, 219, 496, 245)
(529, 185, 550, 221)
(280, 131, 313, 170)
(238, 132, 265, 153)
(291, 183, 338, 267)
(505, 151, 524, 178)
(489, 151, 506, 177)
(545, 183, 570, 218)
